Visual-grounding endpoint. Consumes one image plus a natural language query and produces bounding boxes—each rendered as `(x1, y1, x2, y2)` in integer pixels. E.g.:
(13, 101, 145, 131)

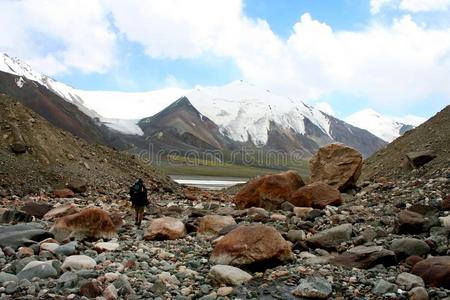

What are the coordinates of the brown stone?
(198, 215, 236, 235)
(79, 280, 102, 298)
(411, 256, 450, 288)
(67, 180, 87, 193)
(331, 246, 397, 269)
(143, 217, 186, 240)
(406, 256, 424, 267)
(20, 202, 53, 218)
(210, 224, 293, 267)
(43, 204, 79, 221)
(53, 188, 75, 198)
(442, 195, 450, 211)
(234, 171, 305, 210)
(51, 208, 120, 241)
(290, 182, 342, 208)
(309, 143, 363, 191)
(396, 210, 426, 234)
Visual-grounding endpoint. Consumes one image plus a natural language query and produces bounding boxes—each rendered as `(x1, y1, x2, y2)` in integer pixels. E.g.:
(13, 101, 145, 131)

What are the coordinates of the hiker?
(129, 178, 149, 227)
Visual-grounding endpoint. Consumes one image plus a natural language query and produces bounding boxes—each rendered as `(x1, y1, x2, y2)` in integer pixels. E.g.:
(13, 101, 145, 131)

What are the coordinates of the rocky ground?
(0, 159, 449, 299)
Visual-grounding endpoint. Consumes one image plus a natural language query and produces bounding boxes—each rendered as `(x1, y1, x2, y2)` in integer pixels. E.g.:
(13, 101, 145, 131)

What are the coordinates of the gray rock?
(4, 281, 18, 294)
(372, 279, 397, 295)
(292, 276, 332, 299)
(16, 260, 58, 281)
(408, 286, 429, 300)
(396, 272, 424, 291)
(287, 230, 306, 243)
(0, 272, 17, 284)
(209, 265, 252, 286)
(57, 271, 79, 289)
(307, 223, 353, 249)
(1, 210, 32, 224)
(54, 241, 78, 256)
(0, 223, 52, 249)
(390, 238, 430, 257)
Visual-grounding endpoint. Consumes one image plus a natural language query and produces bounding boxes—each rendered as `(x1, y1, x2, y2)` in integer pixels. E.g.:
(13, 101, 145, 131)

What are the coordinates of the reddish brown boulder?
(290, 182, 342, 208)
(309, 143, 363, 191)
(411, 256, 450, 288)
(144, 217, 186, 240)
(51, 208, 121, 241)
(234, 171, 305, 210)
(210, 224, 293, 267)
(198, 215, 236, 235)
(53, 188, 75, 198)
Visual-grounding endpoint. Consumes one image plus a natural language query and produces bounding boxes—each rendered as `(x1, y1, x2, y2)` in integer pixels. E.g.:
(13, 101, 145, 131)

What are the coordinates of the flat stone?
(390, 238, 430, 258)
(16, 261, 58, 280)
(209, 265, 252, 286)
(307, 223, 353, 250)
(396, 272, 424, 291)
(292, 276, 332, 299)
(94, 242, 120, 252)
(372, 279, 397, 295)
(61, 255, 96, 271)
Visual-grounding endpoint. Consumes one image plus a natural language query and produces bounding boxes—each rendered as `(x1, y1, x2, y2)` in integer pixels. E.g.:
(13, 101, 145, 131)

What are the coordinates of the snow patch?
(15, 77, 25, 88)
(101, 118, 143, 136)
(345, 108, 420, 142)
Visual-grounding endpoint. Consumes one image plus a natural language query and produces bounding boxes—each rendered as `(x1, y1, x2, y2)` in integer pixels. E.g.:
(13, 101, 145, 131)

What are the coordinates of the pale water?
(170, 175, 248, 190)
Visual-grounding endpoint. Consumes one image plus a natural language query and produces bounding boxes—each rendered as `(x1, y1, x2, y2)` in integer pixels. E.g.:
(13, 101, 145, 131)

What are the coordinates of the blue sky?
(1, 0, 449, 121)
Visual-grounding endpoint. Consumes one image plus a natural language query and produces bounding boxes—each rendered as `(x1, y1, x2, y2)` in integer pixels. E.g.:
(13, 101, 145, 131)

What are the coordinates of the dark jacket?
(130, 182, 149, 207)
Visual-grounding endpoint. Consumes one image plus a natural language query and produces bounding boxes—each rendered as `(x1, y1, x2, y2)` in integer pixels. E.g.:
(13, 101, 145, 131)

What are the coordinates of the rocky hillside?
(0, 94, 176, 195)
(0, 142, 448, 299)
(361, 104, 450, 182)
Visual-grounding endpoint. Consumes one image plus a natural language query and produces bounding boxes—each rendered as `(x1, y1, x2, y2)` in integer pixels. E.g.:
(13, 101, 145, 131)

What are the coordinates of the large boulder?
(332, 245, 397, 269)
(307, 223, 353, 250)
(309, 143, 363, 191)
(234, 171, 305, 210)
(0, 223, 52, 249)
(210, 224, 293, 267)
(143, 217, 186, 240)
(406, 151, 436, 168)
(290, 182, 342, 208)
(198, 215, 236, 235)
(411, 256, 450, 288)
(51, 208, 121, 242)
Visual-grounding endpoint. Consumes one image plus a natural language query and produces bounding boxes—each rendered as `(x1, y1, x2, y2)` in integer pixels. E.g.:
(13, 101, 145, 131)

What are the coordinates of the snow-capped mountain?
(0, 53, 143, 135)
(345, 109, 422, 142)
(0, 52, 387, 157)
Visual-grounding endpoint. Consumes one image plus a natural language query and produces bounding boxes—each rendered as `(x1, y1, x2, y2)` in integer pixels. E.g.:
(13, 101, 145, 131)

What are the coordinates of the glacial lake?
(170, 175, 248, 190)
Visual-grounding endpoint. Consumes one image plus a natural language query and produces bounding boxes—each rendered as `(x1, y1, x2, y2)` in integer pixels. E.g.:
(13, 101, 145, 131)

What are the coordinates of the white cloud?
(400, 0, 450, 12)
(315, 102, 335, 116)
(0, 0, 449, 116)
(393, 114, 427, 126)
(371, 0, 393, 14)
(0, 0, 116, 75)
(371, 0, 450, 13)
